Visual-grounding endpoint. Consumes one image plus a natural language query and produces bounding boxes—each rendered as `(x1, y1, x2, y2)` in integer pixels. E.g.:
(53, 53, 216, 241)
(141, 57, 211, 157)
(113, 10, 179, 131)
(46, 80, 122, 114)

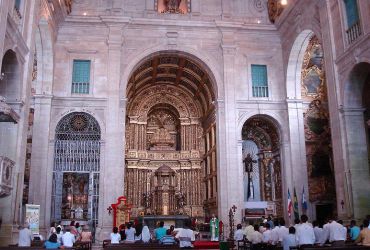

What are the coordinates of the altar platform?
(143, 215, 190, 230)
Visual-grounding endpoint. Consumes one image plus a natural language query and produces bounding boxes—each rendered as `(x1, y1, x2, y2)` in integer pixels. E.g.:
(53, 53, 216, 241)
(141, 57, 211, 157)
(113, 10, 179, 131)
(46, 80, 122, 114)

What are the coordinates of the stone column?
(97, 24, 125, 240)
(286, 99, 310, 218)
(0, 0, 10, 60)
(318, 0, 350, 219)
(342, 108, 370, 219)
(217, 30, 241, 227)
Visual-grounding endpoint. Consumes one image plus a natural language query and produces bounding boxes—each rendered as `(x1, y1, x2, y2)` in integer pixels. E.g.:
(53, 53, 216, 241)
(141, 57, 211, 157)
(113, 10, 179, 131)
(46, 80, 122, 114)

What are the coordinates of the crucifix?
(107, 206, 112, 215)
(243, 153, 257, 200)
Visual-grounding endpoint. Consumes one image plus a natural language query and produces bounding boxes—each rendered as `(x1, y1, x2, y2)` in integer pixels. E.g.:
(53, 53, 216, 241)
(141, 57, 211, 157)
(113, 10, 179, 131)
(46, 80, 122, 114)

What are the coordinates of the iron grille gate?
(51, 112, 101, 241)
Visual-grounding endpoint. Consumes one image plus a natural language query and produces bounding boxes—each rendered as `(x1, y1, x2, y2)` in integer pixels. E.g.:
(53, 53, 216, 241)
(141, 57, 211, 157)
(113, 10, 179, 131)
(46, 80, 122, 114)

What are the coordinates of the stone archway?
(241, 115, 283, 217)
(342, 62, 370, 219)
(125, 52, 217, 218)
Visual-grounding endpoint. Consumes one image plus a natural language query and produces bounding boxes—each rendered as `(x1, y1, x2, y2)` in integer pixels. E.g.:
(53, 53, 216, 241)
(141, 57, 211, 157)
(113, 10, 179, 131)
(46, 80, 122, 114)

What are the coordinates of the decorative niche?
(156, 0, 191, 14)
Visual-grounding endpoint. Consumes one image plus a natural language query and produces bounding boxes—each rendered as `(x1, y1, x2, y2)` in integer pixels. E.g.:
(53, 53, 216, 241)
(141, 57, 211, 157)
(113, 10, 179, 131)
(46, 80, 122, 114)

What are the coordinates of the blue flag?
(302, 186, 308, 213)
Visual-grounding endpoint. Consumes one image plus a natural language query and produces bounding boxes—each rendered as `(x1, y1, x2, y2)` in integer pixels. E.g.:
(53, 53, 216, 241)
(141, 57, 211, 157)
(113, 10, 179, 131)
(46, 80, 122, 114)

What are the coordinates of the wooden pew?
(299, 245, 370, 250)
(1, 241, 91, 250)
(104, 243, 180, 250)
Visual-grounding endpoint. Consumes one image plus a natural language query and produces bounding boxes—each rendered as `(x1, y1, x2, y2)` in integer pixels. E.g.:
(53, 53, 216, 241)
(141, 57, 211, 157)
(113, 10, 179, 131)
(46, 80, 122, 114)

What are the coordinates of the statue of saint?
(243, 153, 257, 200)
(75, 206, 84, 219)
(210, 214, 219, 241)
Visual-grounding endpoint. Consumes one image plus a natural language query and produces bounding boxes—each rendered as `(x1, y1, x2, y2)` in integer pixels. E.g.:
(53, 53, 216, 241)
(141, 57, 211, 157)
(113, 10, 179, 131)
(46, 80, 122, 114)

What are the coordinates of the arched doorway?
(241, 115, 283, 217)
(125, 52, 217, 218)
(300, 35, 336, 219)
(0, 49, 21, 102)
(343, 62, 370, 218)
(51, 112, 101, 239)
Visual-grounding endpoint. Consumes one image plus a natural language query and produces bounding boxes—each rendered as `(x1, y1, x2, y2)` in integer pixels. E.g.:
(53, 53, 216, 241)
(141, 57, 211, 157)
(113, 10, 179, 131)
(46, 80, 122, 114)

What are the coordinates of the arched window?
(52, 112, 101, 240)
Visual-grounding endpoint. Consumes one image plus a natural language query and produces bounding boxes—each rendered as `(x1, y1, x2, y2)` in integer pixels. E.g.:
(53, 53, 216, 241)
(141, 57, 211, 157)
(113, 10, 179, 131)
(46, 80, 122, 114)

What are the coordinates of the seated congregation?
(234, 215, 370, 250)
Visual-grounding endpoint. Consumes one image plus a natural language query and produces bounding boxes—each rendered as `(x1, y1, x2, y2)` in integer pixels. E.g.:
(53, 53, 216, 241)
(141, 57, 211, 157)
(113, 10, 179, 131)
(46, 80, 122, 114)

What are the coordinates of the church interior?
(0, 0, 369, 245)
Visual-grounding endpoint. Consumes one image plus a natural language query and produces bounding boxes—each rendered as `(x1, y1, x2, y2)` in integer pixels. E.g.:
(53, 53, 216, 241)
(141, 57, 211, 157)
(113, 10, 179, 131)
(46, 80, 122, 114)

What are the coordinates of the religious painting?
(301, 36, 336, 204)
(61, 173, 89, 220)
(156, 0, 191, 14)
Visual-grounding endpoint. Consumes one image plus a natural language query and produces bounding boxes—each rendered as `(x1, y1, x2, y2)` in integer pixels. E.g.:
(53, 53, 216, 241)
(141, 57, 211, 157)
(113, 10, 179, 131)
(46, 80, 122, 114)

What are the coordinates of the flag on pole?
(293, 187, 299, 220)
(287, 188, 292, 217)
(302, 186, 308, 213)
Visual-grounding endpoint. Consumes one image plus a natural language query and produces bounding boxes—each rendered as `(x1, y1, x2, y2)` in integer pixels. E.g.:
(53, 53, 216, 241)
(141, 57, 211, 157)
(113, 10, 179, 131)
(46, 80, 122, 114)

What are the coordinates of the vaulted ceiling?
(126, 54, 216, 117)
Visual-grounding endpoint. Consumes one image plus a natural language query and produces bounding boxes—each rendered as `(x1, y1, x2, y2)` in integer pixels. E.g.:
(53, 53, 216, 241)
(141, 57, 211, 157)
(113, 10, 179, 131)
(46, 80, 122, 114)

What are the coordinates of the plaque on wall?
(111, 196, 132, 227)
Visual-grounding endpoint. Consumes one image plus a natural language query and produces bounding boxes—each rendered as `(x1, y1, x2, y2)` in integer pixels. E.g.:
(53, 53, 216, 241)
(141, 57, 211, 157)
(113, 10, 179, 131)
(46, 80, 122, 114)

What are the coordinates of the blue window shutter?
(72, 60, 90, 94)
(251, 64, 268, 97)
(343, 0, 359, 27)
(251, 65, 268, 87)
(14, 0, 21, 10)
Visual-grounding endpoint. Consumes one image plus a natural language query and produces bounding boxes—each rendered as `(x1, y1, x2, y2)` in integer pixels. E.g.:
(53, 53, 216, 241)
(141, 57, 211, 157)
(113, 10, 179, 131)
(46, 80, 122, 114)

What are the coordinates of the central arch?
(124, 51, 219, 218)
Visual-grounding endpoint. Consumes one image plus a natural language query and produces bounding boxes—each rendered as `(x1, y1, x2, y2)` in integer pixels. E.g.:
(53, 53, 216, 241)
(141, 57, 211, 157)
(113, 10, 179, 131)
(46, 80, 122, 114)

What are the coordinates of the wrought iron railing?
(346, 21, 362, 44)
(72, 82, 89, 94)
(252, 86, 269, 98)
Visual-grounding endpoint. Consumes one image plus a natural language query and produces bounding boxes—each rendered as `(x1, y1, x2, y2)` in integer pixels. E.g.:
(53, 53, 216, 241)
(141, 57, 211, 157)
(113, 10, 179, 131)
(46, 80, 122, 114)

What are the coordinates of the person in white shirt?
(270, 220, 280, 245)
(296, 215, 315, 247)
(250, 225, 263, 245)
(243, 220, 255, 242)
(175, 219, 195, 248)
(312, 221, 323, 245)
(294, 218, 301, 232)
(262, 223, 272, 244)
(124, 222, 136, 242)
(62, 227, 76, 247)
(110, 226, 121, 244)
(277, 218, 289, 244)
(234, 224, 244, 241)
(18, 224, 33, 247)
(282, 227, 298, 250)
(328, 220, 346, 246)
(319, 220, 330, 245)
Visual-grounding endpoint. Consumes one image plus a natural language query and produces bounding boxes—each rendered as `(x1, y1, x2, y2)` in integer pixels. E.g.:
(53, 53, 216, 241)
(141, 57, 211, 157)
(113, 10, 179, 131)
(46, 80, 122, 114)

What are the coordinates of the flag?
(287, 188, 292, 217)
(302, 186, 308, 213)
(293, 187, 299, 220)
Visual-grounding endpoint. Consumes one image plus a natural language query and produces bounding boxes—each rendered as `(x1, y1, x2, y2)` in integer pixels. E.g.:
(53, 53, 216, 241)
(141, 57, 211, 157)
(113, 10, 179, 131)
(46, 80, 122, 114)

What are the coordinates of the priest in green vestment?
(210, 214, 219, 241)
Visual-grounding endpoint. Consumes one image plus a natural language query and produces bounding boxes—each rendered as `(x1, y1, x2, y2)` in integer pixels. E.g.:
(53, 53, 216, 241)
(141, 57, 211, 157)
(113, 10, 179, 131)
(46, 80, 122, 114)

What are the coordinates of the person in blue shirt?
(154, 221, 167, 241)
(350, 220, 360, 241)
(160, 231, 176, 245)
(44, 233, 61, 249)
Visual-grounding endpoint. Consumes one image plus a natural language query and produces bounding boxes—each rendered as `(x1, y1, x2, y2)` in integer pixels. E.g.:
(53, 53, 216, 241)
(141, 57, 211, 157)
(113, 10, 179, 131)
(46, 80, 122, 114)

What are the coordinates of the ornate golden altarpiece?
(125, 55, 216, 218)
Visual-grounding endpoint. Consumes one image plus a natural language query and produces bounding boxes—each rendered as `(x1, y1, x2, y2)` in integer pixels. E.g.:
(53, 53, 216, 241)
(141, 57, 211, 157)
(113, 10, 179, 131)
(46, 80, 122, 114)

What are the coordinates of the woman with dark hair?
(110, 227, 121, 244)
(47, 222, 57, 239)
(125, 222, 136, 243)
(44, 234, 61, 249)
(134, 223, 143, 242)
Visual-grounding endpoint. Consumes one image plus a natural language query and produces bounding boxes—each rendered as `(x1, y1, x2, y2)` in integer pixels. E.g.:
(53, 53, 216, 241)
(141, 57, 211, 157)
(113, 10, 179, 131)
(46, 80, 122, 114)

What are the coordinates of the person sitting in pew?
(44, 233, 61, 249)
(355, 219, 370, 246)
(175, 219, 195, 249)
(282, 227, 297, 250)
(160, 229, 177, 245)
(110, 227, 121, 244)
